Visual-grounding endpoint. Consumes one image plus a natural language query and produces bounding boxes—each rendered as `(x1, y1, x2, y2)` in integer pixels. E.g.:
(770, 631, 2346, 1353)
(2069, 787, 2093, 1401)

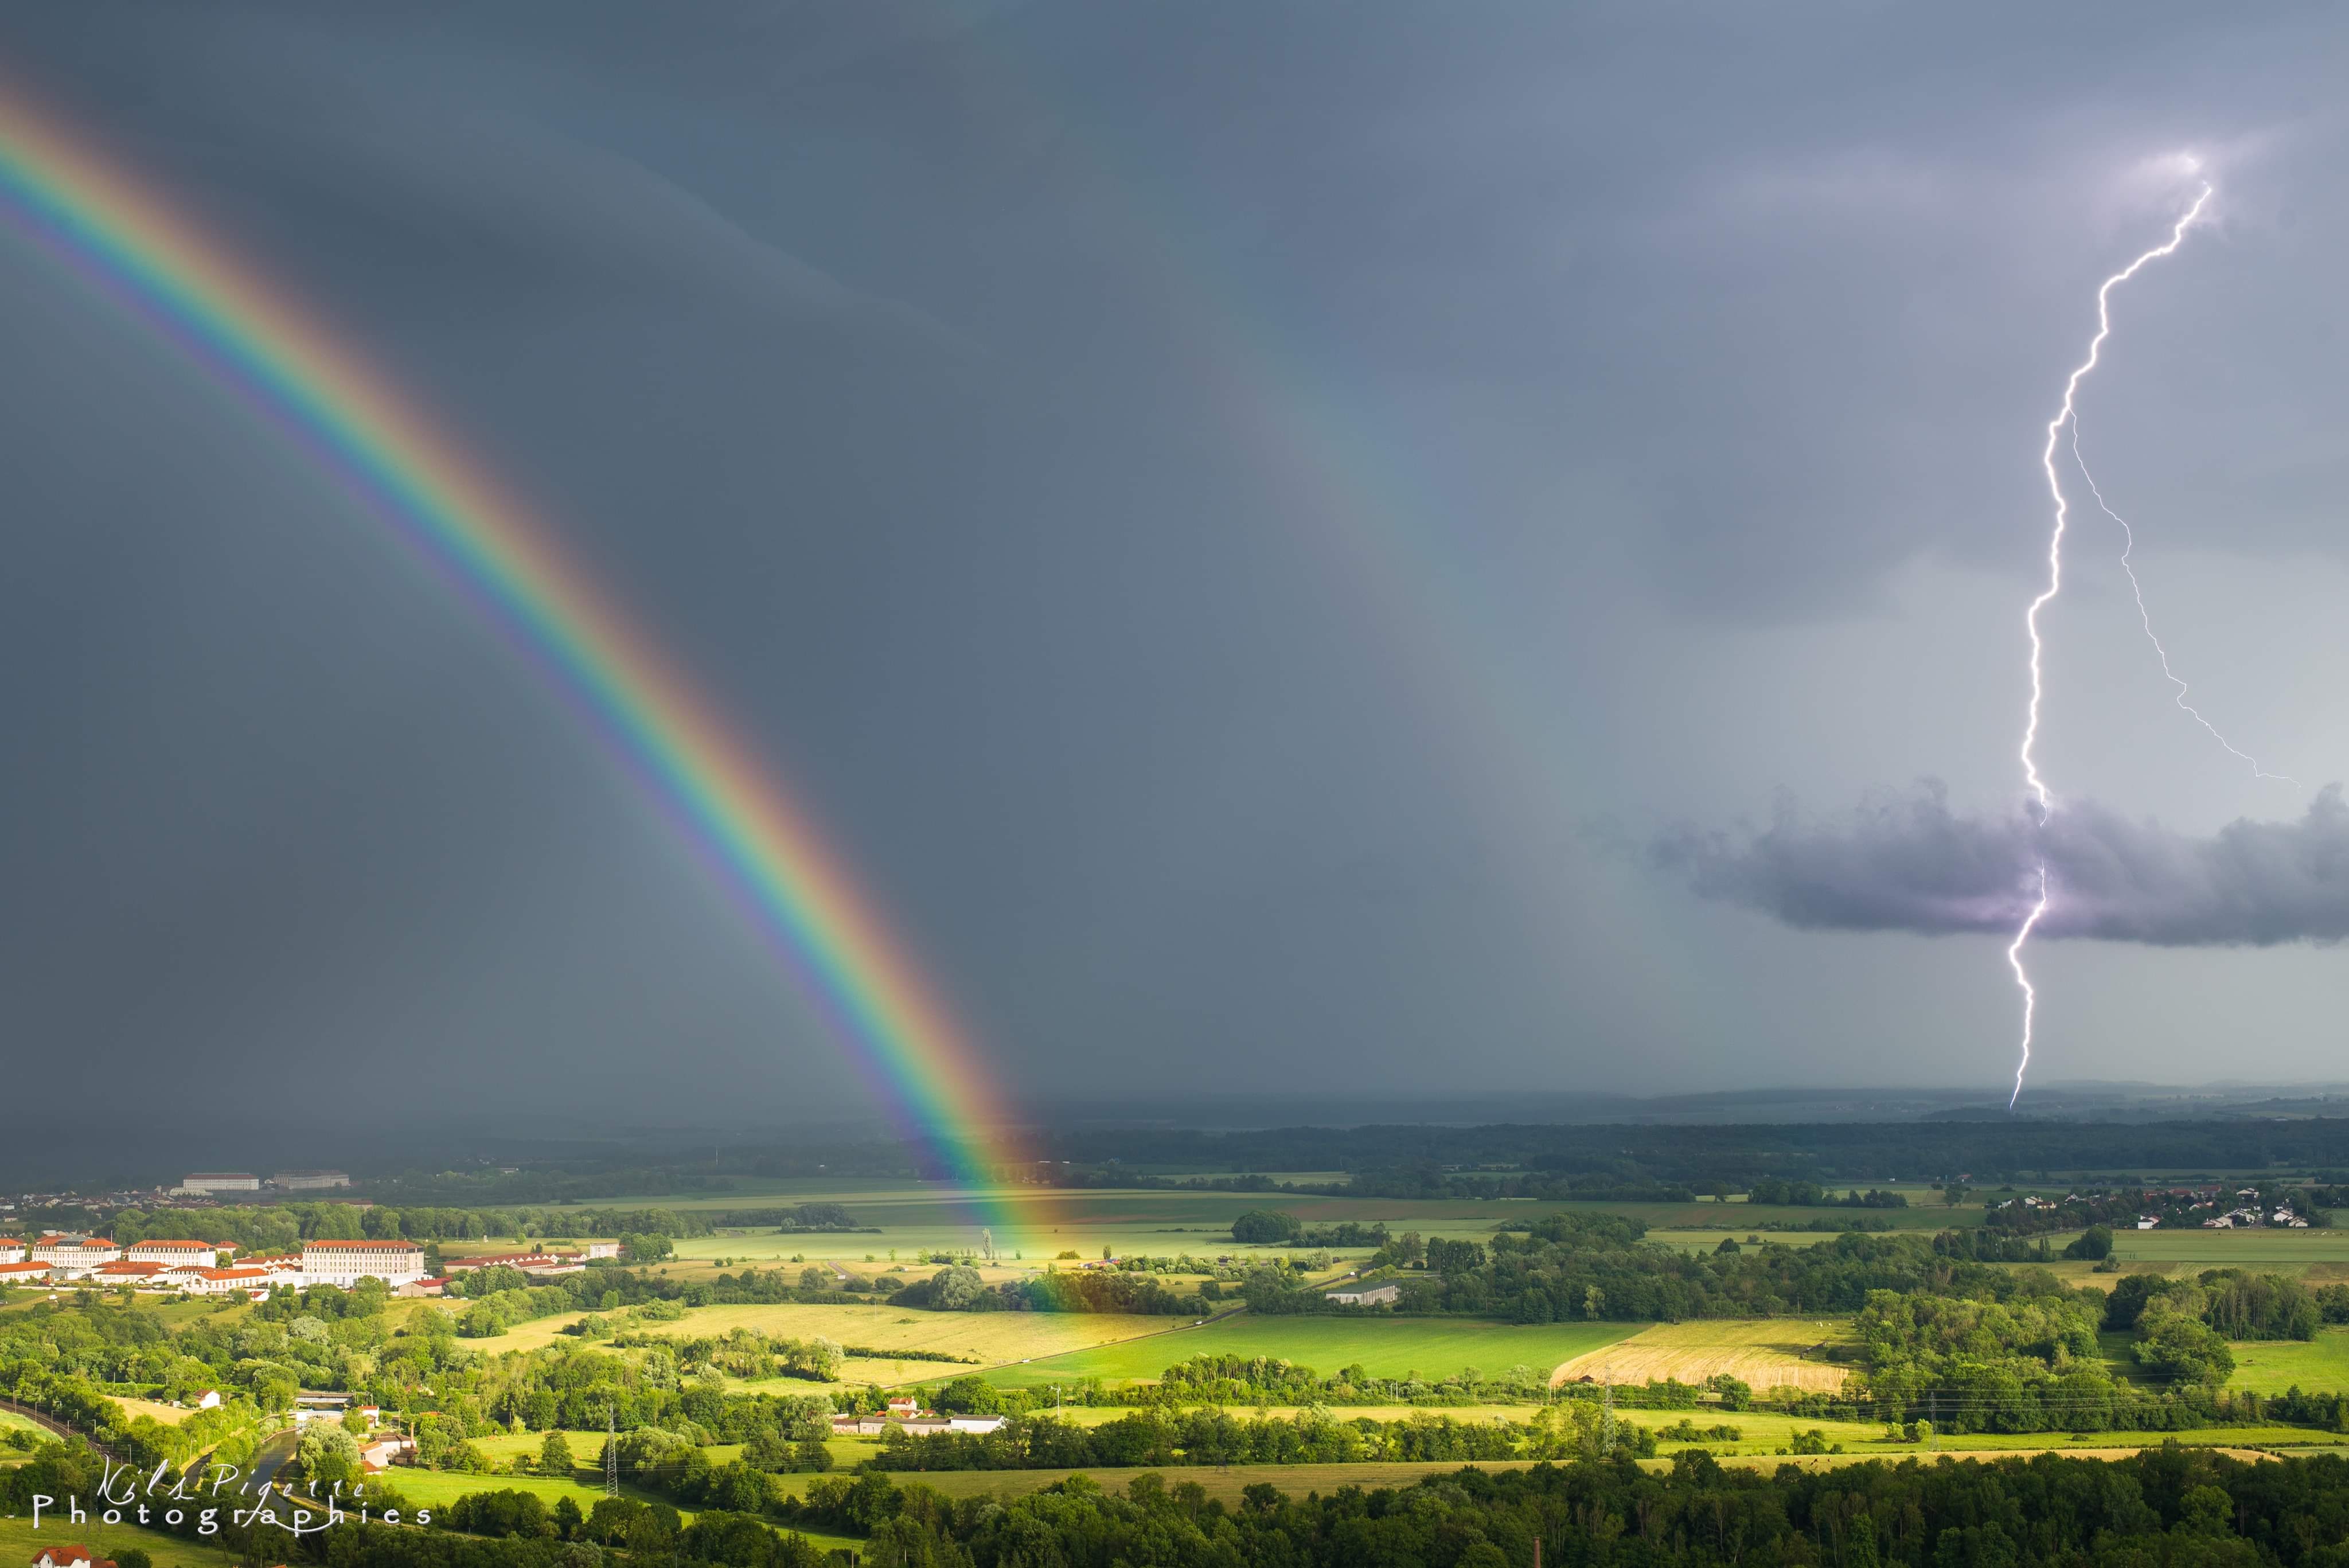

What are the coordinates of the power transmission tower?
(604, 1406, 619, 1497)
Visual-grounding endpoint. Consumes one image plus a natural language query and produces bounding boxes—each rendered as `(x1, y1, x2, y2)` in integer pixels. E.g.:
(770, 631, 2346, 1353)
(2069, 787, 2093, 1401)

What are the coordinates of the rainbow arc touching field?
(0, 82, 1025, 1231)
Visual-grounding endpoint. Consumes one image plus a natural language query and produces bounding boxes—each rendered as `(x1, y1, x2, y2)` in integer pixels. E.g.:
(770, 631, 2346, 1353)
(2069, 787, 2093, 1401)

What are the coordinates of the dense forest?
(19, 1442, 2349, 1566)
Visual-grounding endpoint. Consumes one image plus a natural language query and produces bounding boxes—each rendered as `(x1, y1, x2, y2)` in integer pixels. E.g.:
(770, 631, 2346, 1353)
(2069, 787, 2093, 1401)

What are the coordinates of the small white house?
(193, 1389, 223, 1410)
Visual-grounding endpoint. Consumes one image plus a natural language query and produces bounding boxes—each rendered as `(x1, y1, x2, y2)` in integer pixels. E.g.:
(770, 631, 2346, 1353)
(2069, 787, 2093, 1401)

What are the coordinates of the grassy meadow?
(0, 1512, 241, 1568)
(2227, 1327, 2349, 1395)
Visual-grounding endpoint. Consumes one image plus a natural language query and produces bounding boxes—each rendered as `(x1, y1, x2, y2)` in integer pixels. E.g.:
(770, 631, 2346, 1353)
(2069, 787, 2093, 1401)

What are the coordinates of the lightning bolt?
(2009, 181, 2211, 1110)
(2071, 423, 2300, 786)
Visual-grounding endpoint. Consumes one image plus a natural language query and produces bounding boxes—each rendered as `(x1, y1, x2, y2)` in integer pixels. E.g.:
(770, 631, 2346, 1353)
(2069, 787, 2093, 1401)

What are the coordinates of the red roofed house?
(92, 1262, 169, 1289)
(30, 1546, 114, 1568)
(0, 1260, 54, 1284)
(177, 1266, 275, 1297)
(30, 1235, 120, 1278)
(302, 1239, 426, 1289)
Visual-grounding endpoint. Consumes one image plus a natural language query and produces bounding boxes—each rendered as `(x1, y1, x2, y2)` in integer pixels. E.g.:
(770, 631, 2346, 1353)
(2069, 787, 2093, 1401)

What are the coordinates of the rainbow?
(0, 84, 1032, 1235)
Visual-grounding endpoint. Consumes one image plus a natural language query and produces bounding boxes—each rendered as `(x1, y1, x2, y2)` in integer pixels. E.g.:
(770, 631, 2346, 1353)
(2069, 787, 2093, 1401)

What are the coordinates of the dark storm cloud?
(9, 0, 2349, 1122)
(1652, 785, 2349, 947)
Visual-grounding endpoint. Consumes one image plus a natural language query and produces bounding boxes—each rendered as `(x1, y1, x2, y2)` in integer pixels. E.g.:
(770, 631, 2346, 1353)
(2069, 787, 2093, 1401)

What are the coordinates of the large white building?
(272, 1171, 351, 1191)
(128, 1239, 232, 1268)
(176, 1173, 262, 1195)
(302, 1239, 426, 1289)
(31, 1234, 122, 1277)
(0, 1260, 54, 1286)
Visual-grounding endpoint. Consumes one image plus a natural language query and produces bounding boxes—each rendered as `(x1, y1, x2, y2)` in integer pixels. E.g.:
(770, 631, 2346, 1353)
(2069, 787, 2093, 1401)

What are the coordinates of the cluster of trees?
(100, 1202, 713, 1253)
(868, 1403, 1656, 1473)
(493, 1447, 2349, 1568)
(889, 1262, 1209, 1316)
(1745, 1180, 1907, 1208)
(1145, 1352, 1557, 1407)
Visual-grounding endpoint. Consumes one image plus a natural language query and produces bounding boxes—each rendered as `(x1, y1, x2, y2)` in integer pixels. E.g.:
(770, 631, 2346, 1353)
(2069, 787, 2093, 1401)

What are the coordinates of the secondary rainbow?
(0, 84, 1028, 1228)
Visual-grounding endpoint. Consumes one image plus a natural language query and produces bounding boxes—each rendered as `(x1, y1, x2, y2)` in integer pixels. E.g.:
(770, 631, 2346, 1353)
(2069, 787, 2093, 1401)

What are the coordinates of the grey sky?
(5, 2, 2349, 1124)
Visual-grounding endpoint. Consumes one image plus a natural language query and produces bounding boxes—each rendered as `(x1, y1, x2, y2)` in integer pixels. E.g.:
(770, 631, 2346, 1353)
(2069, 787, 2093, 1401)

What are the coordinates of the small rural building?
(831, 1415, 889, 1436)
(1326, 1284, 1401, 1306)
(947, 1416, 1008, 1434)
(29, 1544, 114, 1568)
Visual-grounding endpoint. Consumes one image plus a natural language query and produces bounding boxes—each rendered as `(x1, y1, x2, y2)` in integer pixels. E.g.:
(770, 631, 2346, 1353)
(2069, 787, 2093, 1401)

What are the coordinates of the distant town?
(0, 1168, 623, 1299)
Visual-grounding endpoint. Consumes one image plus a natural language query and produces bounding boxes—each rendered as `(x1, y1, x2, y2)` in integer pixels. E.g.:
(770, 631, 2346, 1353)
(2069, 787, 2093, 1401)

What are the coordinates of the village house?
(361, 1435, 417, 1472)
(831, 1414, 890, 1436)
(948, 1415, 1009, 1434)
(29, 1544, 115, 1568)
(583, 1241, 623, 1259)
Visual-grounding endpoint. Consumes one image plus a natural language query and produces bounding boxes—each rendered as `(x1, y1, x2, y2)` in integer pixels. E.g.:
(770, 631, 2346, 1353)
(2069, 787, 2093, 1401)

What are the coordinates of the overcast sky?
(6, 2, 2349, 1127)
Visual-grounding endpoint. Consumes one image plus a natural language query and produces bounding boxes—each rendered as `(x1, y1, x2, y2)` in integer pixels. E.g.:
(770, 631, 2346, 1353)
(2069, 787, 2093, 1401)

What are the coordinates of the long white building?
(128, 1239, 232, 1268)
(301, 1238, 426, 1289)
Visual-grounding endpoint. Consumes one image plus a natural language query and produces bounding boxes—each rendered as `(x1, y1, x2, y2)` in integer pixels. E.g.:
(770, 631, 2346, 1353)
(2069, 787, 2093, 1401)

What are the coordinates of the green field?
(978, 1314, 1637, 1389)
(2227, 1328, 2349, 1394)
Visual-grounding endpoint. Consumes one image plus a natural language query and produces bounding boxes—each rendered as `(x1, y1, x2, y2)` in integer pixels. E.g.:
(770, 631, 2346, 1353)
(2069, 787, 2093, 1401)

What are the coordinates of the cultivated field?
(981, 1315, 1636, 1390)
(456, 1298, 1184, 1381)
(1553, 1320, 1854, 1394)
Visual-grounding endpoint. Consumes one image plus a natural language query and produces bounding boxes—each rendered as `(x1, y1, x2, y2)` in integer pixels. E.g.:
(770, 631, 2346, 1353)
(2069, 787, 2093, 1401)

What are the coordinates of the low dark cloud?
(1652, 784, 2349, 947)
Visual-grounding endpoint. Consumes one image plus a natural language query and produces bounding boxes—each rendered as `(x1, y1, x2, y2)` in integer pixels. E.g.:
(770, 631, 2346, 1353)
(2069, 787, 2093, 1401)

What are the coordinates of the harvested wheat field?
(1552, 1319, 1853, 1393)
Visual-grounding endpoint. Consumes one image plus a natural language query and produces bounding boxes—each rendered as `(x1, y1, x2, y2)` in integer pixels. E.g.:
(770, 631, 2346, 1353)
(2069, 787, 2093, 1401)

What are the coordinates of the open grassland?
(981, 1315, 1636, 1390)
(2227, 1327, 2349, 1394)
(1554, 1320, 1855, 1394)
(2096, 1228, 2349, 1275)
